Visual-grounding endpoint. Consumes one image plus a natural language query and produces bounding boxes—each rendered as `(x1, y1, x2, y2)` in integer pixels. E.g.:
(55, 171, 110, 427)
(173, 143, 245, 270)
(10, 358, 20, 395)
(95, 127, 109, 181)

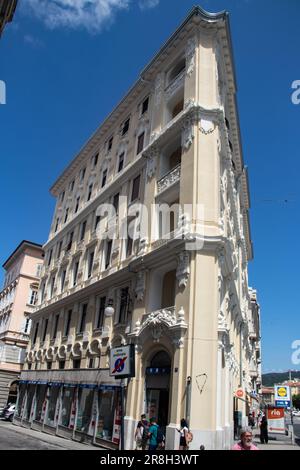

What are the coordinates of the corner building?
(17, 6, 261, 449)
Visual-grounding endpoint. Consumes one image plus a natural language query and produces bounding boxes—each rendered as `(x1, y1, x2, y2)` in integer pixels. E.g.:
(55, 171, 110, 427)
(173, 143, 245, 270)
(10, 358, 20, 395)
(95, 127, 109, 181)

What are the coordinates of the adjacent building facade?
(0, 0, 18, 36)
(0, 241, 43, 408)
(16, 6, 261, 449)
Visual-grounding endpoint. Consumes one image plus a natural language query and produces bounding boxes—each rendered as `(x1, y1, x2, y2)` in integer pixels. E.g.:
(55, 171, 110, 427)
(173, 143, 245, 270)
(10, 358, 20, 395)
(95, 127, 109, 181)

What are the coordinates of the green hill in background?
(262, 371, 300, 387)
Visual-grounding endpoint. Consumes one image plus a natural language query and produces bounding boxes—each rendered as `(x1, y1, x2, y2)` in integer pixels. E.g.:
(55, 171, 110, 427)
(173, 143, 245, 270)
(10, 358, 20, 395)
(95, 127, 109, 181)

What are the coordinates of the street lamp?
(104, 299, 114, 317)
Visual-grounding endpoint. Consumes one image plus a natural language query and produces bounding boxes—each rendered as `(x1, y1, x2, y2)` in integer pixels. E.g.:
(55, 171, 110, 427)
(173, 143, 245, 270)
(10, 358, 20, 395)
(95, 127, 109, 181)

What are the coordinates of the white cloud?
(24, 0, 131, 33)
(138, 0, 159, 10)
(24, 34, 44, 48)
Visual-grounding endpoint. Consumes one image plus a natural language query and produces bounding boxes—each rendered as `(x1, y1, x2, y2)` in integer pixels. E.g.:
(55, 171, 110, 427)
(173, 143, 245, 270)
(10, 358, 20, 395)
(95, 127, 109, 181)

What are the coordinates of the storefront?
(14, 369, 121, 448)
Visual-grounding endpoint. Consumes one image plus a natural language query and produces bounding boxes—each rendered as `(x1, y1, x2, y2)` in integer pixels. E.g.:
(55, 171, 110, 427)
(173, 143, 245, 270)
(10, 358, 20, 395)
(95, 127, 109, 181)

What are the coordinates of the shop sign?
(267, 406, 285, 434)
(109, 344, 135, 378)
(235, 388, 244, 398)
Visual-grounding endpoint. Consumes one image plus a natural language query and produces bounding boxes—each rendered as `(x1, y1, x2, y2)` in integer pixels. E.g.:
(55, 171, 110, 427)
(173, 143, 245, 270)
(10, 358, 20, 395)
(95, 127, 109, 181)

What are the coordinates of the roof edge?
(2, 240, 44, 269)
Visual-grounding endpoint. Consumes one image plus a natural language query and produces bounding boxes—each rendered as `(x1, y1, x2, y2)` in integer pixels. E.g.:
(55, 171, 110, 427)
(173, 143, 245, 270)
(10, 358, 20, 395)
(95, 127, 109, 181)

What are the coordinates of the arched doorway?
(145, 351, 171, 432)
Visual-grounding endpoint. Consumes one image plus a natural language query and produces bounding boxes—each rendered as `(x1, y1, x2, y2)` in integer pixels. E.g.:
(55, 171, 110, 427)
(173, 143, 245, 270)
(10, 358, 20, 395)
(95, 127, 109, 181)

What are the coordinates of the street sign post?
(109, 344, 135, 450)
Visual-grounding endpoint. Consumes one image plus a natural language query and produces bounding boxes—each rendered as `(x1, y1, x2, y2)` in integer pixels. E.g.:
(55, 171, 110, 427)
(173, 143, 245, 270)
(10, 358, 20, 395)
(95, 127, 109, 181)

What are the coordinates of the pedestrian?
(148, 417, 159, 451)
(177, 418, 189, 450)
(134, 413, 149, 450)
(260, 415, 268, 444)
(232, 427, 259, 450)
(248, 412, 255, 429)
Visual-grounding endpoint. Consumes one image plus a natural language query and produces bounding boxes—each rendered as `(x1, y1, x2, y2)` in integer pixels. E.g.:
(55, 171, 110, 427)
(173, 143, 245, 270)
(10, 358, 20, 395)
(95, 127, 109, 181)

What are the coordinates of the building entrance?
(145, 351, 171, 431)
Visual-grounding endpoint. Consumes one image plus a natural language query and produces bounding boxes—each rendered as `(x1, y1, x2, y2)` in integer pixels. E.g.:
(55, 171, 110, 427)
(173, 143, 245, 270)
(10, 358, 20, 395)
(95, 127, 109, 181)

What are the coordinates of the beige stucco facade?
(17, 6, 261, 449)
(0, 241, 43, 407)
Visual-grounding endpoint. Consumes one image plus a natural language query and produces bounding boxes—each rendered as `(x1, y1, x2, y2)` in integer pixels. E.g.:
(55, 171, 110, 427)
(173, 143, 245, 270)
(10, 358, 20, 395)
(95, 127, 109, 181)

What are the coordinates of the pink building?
(0, 241, 43, 408)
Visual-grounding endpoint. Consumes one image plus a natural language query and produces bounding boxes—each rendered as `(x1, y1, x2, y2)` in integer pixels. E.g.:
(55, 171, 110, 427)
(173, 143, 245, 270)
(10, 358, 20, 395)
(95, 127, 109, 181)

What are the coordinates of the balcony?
(165, 69, 185, 101)
(157, 164, 181, 194)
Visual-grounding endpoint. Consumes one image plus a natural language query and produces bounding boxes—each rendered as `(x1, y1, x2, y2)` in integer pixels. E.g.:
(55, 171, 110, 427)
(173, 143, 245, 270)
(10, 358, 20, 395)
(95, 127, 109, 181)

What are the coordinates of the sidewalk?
(251, 426, 300, 451)
(4, 421, 101, 450)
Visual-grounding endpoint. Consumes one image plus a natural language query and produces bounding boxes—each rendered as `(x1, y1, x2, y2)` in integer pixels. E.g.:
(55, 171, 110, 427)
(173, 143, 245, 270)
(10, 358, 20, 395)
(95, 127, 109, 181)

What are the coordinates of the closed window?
(136, 132, 145, 155)
(42, 318, 48, 342)
(33, 322, 39, 345)
(96, 296, 106, 329)
(54, 218, 59, 232)
(118, 153, 124, 172)
(66, 231, 73, 251)
(61, 270, 66, 292)
(87, 184, 93, 201)
(122, 118, 130, 136)
(75, 197, 80, 213)
(64, 208, 69, 223)
(78, 303, 87, 333)
(80, 167, 86, 182)
(118, 287, 130, 324)
(113, 193, 119, 215)
(101, 169, 107, 188)
(105, 241, 112, 269)
(93, 153, 99, 167)
(64, 310, 72, 337)
(80, 221, 87, 240)
(142, 97, 149, 115)
(29, 289, 38, 306)
(87, 251, 94, 278)
(131, 175, 140, 202)
(108, 136, 113, 152)
(52, 314, 59, 339)
(73, 261, 79, 286)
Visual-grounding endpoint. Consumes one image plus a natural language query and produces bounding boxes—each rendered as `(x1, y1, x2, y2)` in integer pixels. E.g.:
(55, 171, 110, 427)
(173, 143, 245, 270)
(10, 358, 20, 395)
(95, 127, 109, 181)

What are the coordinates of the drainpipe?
(186, 376, 191, 424)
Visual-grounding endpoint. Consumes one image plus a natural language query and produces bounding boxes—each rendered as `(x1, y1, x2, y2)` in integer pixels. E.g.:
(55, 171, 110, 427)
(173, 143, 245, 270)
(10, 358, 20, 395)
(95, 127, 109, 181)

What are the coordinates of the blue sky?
(0, 0, 299, 374)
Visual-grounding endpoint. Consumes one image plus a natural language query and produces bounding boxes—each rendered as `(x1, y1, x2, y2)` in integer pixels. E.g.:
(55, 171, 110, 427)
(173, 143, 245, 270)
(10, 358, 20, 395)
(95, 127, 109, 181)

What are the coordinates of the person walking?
(148, 417, 159, 451)
(134, 414, 149, 450)
(177, 418, 189, 450)
(260, 415, 269, 444)
(232, 427, 259, 450)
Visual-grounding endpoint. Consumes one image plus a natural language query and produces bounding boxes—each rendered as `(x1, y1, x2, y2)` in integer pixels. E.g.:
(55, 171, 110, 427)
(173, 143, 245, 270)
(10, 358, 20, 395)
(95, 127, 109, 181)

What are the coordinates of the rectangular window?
(79, 303, 87, 333)
(29, 290, 38, 306)
(101, 169, 107, 188)
(80, 221, 87, 241)
(94, 215, 101, 231)
(88, 251, 94, 278)
(64, 310, 72, 337)
(126, 235, 133, 258)
(61, 270, 66, 292)
(41, 283, 46, 302)
(47, 362, 52, 370)
(24, 318, 31, 334)
(105, 241, 112, 269)
(87, 184, 93, 201)
(80, 167, 86, 182)
(142, 96, 149, 114)
(118, 153, 124, 172)
(36, 263, 43, 277)
(55, 218, 59, 232)
(42, 318, 48, 342)
(59, 360, 65, 370)
(119, 287, 129, 324)
(48, 249, 53, 266)
(57, 240, 63, 259)
(73, 261, 79, 286)
(88, 357, 94, 369)
(93, 153, 99, 167)
(66, 231, 73, 251)
(108, 136, 113, 152)
(122, 118, 130, 136)
(33, 322, 39, 345)
(136, 132, 145, 155)
(70, 180, 75, 192)
(113, 193, 119, 215)
(75, 197, 80, 213)
(50, 276, 55, 297)
(53, 314, 59, 339)
(96, 296, 106, 329)
(131, 175, 140, 202)
(64, 208, 69, 223)
(60, 191, 65, 202)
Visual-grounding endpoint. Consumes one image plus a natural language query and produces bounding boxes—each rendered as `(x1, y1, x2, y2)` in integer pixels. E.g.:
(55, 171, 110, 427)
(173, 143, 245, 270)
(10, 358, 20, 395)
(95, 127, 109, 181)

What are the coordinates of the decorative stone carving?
(176, 251, 190, 288)
(199, 118, 215, 135)
(154, 73, 163, 107)
(135, 270, 146, 301)
(177, 306, 185, 325)
(185, 36, 196, 77)
(138, 237, 148, 256)
(146, 146, 158, 180)
(157, 164, 181, 193)
(181, 115, 194, 151)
